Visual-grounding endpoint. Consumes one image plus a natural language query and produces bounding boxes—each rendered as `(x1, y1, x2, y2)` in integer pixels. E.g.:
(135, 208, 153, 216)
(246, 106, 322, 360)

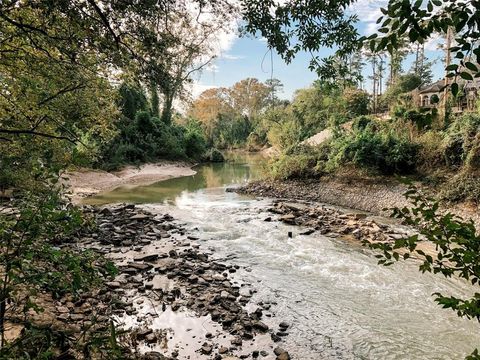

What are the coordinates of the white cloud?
(221, 53, 245, 60)
(190, 83, 218, 99)
(348, 0, 388, 35)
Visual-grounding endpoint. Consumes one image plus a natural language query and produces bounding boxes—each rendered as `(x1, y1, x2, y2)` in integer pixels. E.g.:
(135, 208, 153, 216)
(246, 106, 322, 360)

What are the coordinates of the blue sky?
(192, 0, 447, 100)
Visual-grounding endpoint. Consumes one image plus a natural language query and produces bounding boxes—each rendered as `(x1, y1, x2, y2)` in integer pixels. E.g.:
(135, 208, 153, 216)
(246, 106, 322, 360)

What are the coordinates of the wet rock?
(135, 254, 159, 262)
(201, 343, 213, 354)
(276, 353, 290, 360)
(231, 336, 242, 346)
(253, 320, 269, 332)
(136, 328, 153, 340)
(130, 214, 150, 220)
(105, 281, 121, 289)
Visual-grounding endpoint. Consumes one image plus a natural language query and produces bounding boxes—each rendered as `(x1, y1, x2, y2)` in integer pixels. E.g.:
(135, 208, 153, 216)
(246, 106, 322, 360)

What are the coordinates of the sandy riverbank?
(66, 161, 196, 202)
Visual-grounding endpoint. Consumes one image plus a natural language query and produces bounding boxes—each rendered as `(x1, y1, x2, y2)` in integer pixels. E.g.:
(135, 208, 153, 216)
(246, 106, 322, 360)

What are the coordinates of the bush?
(415, 130, 446, 173)
(443, 113, 480, 170)
(270, 144, 329, 179)
(326, 125, 419, 175)
(440, 172, 480, 204)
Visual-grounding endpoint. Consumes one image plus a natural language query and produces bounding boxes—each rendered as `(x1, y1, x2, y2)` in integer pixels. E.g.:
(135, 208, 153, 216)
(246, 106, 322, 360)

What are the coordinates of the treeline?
(188, 78, 369, 151)
(269, 80, 480, 205)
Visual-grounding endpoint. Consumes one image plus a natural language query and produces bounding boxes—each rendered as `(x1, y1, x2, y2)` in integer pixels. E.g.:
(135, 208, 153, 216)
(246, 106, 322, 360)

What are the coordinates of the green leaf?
(451, 82, 459, 96)
(465, 62, 478, 72)
(445, 64, 458, 71)
(460, 72, 473, 81)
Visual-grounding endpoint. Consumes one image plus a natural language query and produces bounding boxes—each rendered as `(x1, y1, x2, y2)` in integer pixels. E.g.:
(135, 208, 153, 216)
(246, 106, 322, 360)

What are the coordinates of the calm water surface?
(86, 153, 480, 359)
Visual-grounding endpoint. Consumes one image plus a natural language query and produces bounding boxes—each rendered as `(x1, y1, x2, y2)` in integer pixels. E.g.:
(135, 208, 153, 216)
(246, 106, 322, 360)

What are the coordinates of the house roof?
(418, 79, 445, 94)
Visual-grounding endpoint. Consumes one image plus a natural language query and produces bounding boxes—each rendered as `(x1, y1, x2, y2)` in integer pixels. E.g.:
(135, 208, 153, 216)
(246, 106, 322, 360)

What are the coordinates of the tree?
(230, 78, 270, 121)
(370, 0, 480, 96)
(131, 1, 236, 125)
(241, 0, 360, 81)
(265, 78, 284, 108)
(386, 36, 410, 87)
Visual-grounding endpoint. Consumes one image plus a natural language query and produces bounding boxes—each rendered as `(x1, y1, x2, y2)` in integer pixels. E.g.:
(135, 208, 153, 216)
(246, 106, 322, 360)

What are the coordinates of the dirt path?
(66, 161, 196, 202)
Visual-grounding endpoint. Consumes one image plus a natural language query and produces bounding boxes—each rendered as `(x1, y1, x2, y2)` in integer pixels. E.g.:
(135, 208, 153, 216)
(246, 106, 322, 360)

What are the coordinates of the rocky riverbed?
(234, 178, 480, 229)
(264, 201, 415, 245)
(75, 204, 293, 360)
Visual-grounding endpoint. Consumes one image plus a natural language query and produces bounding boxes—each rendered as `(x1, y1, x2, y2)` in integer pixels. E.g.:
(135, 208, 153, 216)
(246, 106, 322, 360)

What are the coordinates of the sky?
(191, 0, 447, 101)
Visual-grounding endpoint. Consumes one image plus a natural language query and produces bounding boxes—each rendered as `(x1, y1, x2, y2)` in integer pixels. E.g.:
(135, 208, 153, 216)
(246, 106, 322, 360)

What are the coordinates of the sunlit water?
(86, 153, 480, 359)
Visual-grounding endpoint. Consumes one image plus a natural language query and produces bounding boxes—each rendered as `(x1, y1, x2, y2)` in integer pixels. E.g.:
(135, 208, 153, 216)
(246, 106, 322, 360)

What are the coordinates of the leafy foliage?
(0, 172, 117, 357)
(326, 123, 419, 175)
(241, 0, 360, 81)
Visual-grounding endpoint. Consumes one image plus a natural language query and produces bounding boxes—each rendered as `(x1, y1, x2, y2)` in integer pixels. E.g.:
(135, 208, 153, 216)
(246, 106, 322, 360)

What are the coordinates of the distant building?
(412, 78, 480, 113)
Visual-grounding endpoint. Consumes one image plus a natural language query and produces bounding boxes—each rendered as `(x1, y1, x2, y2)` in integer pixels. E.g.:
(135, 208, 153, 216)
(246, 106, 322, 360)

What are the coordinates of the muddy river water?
(86, 153, 480, 359)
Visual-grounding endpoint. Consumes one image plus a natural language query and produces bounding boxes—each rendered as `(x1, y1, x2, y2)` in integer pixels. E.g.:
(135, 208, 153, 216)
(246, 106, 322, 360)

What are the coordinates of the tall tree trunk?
(150, 84, 160, 118)
(443, 27, 453, 117)
(161, 93, 174, 125)
(372, 55, 377, 114)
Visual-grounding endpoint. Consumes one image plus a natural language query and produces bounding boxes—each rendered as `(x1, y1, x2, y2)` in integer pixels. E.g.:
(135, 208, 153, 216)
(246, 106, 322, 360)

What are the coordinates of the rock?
(129, 263, 152, 271)
(300, 229, 315, 235)
(276, 353, 290, 360)
(274, 347, 286, 356)
(105, 281, 121, 289)
(145, 333, 157, 343)
(135, 254, 159, 262)
(353, 213, 367, 220)
(253, 321, 269, 332)
(231, 337, 242, 346)
(169, 250, 178, 258)
(57, 306, 69, 314)
(142, 351, 166, 360)
(201, 343, 213, 354)
(70, 314, 84, 321)
(279, 214, 296, 223)
(130, 214, 150, 220)
(218, 346, 229, 354)
(264, 217, 272, 222)
(279, 321, 289, 329)
(271, 333, 281, 342)
(352, 229, 362, 239)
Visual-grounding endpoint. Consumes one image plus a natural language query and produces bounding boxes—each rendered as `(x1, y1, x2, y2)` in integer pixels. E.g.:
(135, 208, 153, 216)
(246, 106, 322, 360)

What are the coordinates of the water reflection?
(84, 152, 266, 205)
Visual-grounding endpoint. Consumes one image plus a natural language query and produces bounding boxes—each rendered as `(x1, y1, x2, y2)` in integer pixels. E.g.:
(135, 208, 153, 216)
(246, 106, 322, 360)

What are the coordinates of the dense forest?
(1, 0, 480, 359)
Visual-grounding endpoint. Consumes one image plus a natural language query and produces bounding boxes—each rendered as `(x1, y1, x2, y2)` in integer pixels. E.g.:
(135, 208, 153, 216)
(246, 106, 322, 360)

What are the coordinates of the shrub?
(270, 144, 329, 179)
(415, 130, 446, 173)
(326, 126, 419, 175)
(443, 113, 480, 170)
(440, 172, 480, 204)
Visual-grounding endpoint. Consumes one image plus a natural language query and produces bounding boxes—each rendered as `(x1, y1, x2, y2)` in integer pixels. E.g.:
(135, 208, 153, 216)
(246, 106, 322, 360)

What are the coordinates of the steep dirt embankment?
(236, 177, 480, 228)
(66, 161, 196, 202)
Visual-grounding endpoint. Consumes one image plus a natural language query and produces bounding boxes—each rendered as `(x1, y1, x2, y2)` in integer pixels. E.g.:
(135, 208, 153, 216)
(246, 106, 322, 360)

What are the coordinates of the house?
(413, 78, 480, 113)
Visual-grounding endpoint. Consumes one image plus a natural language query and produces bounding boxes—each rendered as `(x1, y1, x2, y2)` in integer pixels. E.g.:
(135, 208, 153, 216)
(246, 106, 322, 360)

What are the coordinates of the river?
(86, 153, 480, 359)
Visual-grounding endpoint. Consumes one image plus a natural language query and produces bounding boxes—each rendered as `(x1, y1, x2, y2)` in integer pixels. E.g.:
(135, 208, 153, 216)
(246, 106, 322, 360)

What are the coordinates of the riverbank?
(84, 204, 292, 359)
(66, 161, 196, 202)
(16, 204, 292, 359)
(235, 176, 480, 228)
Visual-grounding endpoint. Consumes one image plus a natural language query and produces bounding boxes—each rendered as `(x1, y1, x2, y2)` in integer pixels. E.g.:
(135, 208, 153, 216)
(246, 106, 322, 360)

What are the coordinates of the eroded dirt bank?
(234, 177, 480, 228)
(66, 162, 196, 202)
